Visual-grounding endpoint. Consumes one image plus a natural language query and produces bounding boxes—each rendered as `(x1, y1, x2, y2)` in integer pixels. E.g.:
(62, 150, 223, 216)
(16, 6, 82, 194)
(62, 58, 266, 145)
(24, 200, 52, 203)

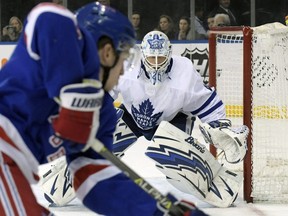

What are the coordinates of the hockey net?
(208, 23, 288, 203)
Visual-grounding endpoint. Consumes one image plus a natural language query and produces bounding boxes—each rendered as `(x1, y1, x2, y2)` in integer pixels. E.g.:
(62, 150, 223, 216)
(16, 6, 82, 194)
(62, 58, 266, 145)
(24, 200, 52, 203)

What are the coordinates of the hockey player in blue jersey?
(0, 2, 208, 216)
(110, 30, 250, 208)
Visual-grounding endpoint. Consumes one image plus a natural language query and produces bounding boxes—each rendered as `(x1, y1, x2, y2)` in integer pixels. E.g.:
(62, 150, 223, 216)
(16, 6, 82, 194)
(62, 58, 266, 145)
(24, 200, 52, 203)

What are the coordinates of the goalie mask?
(140, 31, 172, 85)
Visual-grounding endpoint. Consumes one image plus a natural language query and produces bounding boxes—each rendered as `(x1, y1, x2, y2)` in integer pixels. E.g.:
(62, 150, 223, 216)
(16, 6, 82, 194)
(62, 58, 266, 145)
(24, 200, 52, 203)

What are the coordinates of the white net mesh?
(211, 23, 288, 203)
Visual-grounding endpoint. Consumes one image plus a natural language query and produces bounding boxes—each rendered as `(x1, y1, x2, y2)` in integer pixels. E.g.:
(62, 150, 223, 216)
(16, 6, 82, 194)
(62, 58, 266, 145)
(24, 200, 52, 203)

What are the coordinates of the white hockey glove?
(199, 119, 249, 163)
(52, 79, 104, 151)
(40, 156, 76, 206)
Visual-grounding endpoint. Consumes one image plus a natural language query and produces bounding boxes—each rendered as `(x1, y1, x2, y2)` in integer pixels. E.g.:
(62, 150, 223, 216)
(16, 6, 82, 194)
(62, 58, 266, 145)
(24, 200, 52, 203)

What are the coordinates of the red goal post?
(208, 23, 288, 203)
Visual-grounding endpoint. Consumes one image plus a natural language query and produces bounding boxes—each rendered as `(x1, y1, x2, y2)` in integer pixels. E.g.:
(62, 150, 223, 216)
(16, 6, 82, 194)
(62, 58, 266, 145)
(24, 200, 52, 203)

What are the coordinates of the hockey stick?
(90, 139, 186, 216)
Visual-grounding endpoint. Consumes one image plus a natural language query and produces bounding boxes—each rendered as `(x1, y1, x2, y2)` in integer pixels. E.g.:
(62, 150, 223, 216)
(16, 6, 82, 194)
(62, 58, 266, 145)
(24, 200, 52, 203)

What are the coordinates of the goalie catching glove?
(52, 79, 104, 151)
(199, 119, 249, 164)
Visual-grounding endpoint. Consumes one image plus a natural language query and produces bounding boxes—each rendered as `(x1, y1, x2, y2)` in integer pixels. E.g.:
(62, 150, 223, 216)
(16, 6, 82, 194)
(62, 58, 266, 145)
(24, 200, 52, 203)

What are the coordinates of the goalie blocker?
(146, 121, 242, 207)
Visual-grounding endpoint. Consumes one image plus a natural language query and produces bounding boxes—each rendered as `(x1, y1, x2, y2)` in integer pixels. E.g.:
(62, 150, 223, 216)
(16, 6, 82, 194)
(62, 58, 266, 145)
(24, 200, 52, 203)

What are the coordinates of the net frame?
(208, 26, 253, 202)
(209, 24, 288, 203)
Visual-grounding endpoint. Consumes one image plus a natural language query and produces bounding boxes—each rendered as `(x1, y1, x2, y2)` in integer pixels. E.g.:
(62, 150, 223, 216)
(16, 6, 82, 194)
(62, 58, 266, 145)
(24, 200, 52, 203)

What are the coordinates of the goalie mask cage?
(208, 23, 288, 203)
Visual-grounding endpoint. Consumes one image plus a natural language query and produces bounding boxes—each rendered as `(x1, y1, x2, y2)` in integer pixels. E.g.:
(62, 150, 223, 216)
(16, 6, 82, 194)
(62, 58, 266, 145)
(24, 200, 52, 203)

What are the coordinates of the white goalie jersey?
(110, 55, 226, 131)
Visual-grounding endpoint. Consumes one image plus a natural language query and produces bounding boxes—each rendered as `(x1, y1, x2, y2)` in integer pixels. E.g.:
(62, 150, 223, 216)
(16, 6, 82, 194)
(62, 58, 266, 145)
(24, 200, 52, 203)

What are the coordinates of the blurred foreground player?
(110, 30, 249, 207)
(0, 2, 207, 216)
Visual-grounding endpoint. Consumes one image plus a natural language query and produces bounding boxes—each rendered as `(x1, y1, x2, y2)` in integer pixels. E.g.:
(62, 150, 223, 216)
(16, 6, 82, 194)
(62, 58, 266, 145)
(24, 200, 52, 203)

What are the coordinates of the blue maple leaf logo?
(147, 34, 165, 49)
(131, 99, 163, 129)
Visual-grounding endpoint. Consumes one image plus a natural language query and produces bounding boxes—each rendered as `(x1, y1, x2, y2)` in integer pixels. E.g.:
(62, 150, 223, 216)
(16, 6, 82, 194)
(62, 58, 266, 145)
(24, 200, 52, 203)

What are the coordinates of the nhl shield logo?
(181, 48, 209, 82)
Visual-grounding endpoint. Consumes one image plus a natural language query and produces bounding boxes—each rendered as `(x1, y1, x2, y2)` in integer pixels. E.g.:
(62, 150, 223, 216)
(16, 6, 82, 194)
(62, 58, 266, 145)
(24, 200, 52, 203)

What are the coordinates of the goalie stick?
(89, 139, 187, 216)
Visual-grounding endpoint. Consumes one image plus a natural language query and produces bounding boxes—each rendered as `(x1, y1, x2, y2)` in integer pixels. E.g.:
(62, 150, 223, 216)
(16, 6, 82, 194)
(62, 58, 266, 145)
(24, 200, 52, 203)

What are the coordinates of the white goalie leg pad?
(145, 121, 240, 207)
(40, 156, 76, 206)
(199, 120, 249, 164)
(113, 108, 137, 157)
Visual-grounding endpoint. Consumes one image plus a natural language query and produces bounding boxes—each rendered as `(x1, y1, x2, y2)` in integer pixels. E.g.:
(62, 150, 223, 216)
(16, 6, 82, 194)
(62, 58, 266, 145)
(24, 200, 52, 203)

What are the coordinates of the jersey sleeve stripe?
(191, 90, 217, 115)
(198, 101, 224, 119)
(0, 115, 39, 184)
(69, 156, 122, 201)
(74, 165, 121, 201)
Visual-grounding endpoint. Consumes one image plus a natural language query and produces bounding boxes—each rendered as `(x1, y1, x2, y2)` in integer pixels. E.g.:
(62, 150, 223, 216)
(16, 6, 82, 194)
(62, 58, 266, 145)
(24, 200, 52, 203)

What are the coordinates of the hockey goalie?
(109, 30, 249, 207)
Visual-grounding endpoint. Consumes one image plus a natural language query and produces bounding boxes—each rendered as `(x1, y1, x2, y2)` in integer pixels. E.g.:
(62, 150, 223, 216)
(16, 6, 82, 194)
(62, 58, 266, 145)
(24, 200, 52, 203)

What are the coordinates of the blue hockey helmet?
(75, 2, 136, 52)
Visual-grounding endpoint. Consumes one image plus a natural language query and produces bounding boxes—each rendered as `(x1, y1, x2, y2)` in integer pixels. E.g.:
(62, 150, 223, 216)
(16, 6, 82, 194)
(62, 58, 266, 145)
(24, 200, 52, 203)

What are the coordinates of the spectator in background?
(213, 13, 231, 27)
(207, 15, 215, 30)
(130, 11, 146, 41)
(209, 0, 238, 26)
(187, 5, 208, 39)
(2, 16, 23, 42)
(176, 16, 192, 40)
(156, 15, 176, 40)
(175, 7, 209, 41)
